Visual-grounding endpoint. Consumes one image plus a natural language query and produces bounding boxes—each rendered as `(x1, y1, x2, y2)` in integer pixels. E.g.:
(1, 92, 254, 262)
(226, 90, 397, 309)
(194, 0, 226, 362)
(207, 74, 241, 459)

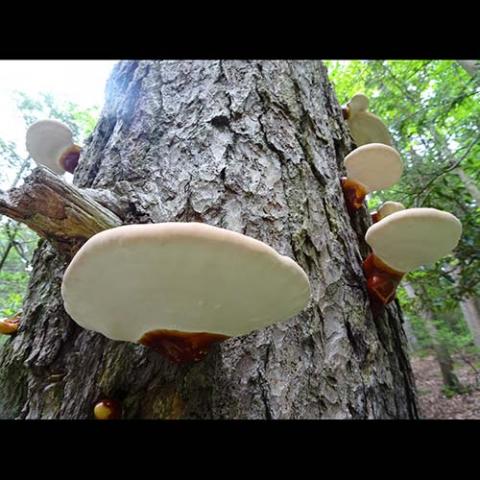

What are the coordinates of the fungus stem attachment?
(139, 329, 230, 364)
(341, 105, 350, 120)
(0, 313, 21, 335)
(341, 177, 368, 213)
(371, 211, 380, 224)
(362, 253, 404, 305)
(59, 145, 81, 174)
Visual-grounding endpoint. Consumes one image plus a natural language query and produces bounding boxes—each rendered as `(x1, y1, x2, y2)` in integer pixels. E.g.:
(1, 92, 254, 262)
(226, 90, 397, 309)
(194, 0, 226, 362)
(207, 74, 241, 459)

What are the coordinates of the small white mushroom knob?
(371, 201, 405, 223)
(26, 119, 81, 174)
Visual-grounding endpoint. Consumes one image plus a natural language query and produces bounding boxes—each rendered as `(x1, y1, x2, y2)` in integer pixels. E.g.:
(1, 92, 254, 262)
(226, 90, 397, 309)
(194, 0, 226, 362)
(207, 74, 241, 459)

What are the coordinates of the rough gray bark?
(404, 282, 462, 392)
(0, 60, 418, 419)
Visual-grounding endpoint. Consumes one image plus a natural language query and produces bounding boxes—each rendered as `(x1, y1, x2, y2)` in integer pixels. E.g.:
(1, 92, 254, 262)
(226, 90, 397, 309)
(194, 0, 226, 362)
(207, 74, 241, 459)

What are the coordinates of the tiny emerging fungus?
(342, 93, 393, 147)
(26, 119, 81, 174)
(363, 208, 462, 305)
(94, 399, 122, 420)
(61, 223, 311, 364)
(0, 312, 21, 335)
(341, 143, 403, 213)
(371, 201, 405, 224)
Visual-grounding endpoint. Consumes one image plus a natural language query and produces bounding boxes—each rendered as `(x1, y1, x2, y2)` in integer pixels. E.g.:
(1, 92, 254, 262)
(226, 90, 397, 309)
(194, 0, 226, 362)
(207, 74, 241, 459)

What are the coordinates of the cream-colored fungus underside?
(347, 111, 393, 147)
(344, 143, 402, 192)
(26, 120, 73, 174)
(349, 94, 369, 113)
(61, 223, 311, 342)
(365, 208, 462, 273)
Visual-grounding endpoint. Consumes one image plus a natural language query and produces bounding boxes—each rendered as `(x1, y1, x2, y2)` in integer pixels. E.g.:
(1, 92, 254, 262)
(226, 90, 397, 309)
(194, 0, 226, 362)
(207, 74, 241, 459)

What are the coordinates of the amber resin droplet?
(59, 145, 81, 173)
(94, 399, 122, 420)
(139, 329, 230, 364)
(362, 253, 404, 305)
(0, 312, 21, 335)
(341, 177, 368, 213)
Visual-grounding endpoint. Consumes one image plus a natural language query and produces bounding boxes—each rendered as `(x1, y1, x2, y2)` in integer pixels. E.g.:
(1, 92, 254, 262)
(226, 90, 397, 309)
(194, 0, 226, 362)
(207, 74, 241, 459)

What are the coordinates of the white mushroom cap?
(344, 143, 403, 192)
(377, 201, 405, 220)
(345, 94, 392, 146)
(61, 223, 311, 342)
(348, 93, 369, 114)
(348, 112, 393, 146)
(365, 208, 462, 273)
(26, 120, 75, 174)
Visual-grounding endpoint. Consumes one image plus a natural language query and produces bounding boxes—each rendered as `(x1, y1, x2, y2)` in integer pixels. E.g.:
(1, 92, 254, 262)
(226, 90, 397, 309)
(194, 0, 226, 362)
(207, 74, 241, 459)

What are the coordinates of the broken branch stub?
(0, 166, 122, 256)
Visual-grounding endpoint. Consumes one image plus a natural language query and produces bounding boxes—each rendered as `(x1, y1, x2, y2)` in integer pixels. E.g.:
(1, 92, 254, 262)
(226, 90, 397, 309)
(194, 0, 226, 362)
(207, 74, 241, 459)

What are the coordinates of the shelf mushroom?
(61, 223, 311, 364)
(26, 119, 81, 174)
(341, 143, 403, 213)
(342, 93, 393, 147)
(0, 312, 21, 335)
(371, 201, 405, 224)
(363, 208, 462, 305)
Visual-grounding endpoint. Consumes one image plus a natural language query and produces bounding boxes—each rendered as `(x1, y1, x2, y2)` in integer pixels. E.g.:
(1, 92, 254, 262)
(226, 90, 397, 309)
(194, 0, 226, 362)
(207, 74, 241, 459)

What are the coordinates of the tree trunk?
(0, 60, 418, 419)
(457, 60, 479, 78)
(458, 295, 480, 349)
(454, 167, 480, 204)
(404, 282, 462, 392)
(402, 314, 419, 352)
(449, 267, 480, 349)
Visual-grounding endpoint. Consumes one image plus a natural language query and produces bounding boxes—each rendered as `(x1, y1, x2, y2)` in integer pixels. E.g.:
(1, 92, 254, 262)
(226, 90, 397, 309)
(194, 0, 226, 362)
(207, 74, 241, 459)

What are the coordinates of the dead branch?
(0, 167, 122, 256)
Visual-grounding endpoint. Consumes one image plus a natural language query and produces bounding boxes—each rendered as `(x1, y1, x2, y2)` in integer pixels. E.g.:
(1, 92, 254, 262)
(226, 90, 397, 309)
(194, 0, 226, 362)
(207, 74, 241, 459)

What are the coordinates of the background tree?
(403, 281, 463, 394)
(0, 60, 418, 419)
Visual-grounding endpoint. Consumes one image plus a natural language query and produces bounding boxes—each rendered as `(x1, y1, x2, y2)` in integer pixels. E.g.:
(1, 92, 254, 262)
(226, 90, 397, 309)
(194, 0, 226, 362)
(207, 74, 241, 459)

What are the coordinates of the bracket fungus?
(371, 201, 405, 224)
(363, 208, 462, 305)
(94, 399, 122, 420)
(341, 143, 403, 213)
(0, 312, 21, 335)
(342, 93, 393, 147)
(61, 223, 311, 364)
(26, 120, 81, 174)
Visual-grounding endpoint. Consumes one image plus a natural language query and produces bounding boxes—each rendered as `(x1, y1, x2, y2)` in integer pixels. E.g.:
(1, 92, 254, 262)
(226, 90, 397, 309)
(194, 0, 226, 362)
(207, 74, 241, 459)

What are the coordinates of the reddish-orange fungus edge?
(0, 312, 21, 335)
(59, 145, 81, 173)
(371, 211, 379, 224)
(94, 399, 122, 420)
(139, 329, 230, 364)
(362, 253, 405, 305)
(341, 177, 368, 213)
